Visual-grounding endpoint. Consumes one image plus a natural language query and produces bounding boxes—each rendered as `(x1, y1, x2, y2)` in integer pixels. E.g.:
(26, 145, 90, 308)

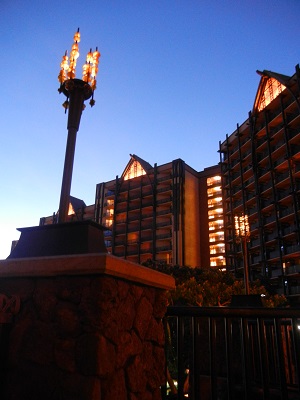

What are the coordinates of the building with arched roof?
(95, 154, 223, 267)
(39, 154, 224, 269)
(219, 64, 300, 299)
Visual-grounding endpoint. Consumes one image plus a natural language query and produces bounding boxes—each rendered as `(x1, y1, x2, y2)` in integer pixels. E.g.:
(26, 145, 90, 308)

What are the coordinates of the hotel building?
(41, 156, 225, 269)
(219, 64, 300, 297)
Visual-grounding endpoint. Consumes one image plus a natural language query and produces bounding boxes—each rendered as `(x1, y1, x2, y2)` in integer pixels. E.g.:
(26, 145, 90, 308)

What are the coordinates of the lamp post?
(234, 213, 250, 295)
(57, 29, 100, 223)
(8, 29, 107, 259)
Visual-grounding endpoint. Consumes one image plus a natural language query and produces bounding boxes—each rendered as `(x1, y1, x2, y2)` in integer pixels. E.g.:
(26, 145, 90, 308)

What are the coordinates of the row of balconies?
(114, 195, 172, 209)
(113, 232, 172, 246)
(114, 243, 172, 257)
(221, 102, 298, 161)
(233, 241, 300, 266)
(107, 209, 172, 226)
(225, 179, 299, 207)
(224, 141, 299, 183)
(108, 206, 172, 222)
(113, 218, 172, 234)
(113, 174, 173, 196)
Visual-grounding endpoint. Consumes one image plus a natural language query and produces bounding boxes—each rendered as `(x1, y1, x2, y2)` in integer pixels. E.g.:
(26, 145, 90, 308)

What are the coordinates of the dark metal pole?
(243, 237, 250, 295)
(58, 126, 79, 223)
(58, 79, 92, 223)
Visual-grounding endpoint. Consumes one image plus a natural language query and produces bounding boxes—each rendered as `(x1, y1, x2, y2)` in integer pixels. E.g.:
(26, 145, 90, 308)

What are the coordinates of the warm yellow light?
(73, 29, 80, 43)
(58, 29, 100, 93)
(71, 43, 79, 60)
(82, 47, 100, 91)
(123, 161, 146, 181)
(58, 52, 69, 84)
(68, 203, 74, 216)
(235, 214, 250, 238)
(258, 78, 286, 112)
(207, 175, 221, 186)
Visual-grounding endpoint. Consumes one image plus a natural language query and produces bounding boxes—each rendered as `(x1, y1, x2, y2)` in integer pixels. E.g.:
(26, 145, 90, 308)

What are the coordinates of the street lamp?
(8, 30, 107, 259)
(57, 29, 100, 223)
(234, 213, 250, 295)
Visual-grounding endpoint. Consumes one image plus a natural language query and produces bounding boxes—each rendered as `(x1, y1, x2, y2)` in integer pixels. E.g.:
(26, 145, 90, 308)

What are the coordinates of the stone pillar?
(0, 254, 174, 400)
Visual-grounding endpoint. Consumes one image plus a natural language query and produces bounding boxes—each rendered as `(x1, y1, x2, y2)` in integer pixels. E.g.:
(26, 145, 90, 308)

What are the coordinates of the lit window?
(68, 203, 75, 216)
(207, 175, 221, 187)
(210, 256, 226, 267)
(258, 78, 285, 112)
(209, 231, 224, 242)
(207, 186, 222, 197)
(123, 161, 146, 181)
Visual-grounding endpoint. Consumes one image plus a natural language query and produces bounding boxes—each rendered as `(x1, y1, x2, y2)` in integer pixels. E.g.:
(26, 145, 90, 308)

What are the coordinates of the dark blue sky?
(1, 0, 299, 258)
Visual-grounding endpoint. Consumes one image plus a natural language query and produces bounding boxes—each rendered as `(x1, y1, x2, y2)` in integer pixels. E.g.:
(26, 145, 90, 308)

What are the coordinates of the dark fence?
(0, 294, 20, 398)
(163, 307, 300, 400)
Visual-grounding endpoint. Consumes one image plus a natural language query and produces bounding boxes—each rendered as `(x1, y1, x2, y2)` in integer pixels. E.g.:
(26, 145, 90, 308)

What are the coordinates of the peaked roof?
(130, 154, 153, 172)
(69, 196, 86, 211)
(256, 69, 291, 85)
(121, 154, 153, 179)
(253, 69, 292, 113)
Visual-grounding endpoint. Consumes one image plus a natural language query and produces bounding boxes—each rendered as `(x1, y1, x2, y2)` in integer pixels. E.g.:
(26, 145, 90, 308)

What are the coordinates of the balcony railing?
(163, 306, 300, 400)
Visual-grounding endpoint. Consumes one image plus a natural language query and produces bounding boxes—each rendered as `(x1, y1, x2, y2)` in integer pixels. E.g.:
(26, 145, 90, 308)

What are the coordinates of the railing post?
(292, 317, 300, 398)
(177, 316, 186, 399)
(209, 317, 218, 399)
(275, 318, 289, 399)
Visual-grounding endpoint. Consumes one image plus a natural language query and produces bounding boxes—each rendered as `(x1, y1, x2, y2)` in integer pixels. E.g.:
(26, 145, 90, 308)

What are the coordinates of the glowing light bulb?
(73, 29, 80, 43)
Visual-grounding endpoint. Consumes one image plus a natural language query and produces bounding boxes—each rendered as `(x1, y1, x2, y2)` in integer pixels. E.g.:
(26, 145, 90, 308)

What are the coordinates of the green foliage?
(143, 260, 287, 308)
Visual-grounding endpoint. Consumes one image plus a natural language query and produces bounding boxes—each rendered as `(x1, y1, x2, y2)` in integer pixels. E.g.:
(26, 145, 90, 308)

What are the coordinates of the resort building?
(96, 156, 195, 266)
(219, 64, 300, 298)
(41, 156, 225, 269)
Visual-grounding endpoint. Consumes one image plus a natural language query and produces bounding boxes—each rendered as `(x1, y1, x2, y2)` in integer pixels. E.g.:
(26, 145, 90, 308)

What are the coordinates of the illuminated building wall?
(95, 155, 202, 267)
(41, 156, 224, 269)
(219, 65, 300, 298)
(198, 165, 225, 268)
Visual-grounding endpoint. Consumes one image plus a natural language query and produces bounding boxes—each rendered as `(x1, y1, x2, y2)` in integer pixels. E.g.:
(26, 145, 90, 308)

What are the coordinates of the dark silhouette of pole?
(242, 236, 250, 295)
(58, 79, 92, 223)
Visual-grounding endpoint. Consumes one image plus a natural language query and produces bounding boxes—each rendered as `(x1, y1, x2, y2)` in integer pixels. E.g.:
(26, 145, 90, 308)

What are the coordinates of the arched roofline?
(252, 69, 292, 114)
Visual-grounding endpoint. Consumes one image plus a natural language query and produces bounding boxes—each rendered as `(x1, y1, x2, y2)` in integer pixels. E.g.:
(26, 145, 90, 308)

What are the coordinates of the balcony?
(266, 249, 280, 260)
(163, 307, 300, 399)
(157, 185, 172, 193)
(276, 171, 290, 184)
(157, 220, 172, 228)
(250, 237, 261, 248)
(277, 189, 292, 201)
(263, 214, 276, 226)
(157, 208, 172, 217)
(157, 173, 172, 183)
(251, 254, 261, 264)
(264, 231, 277, 243)
(285, 244, 300, 256)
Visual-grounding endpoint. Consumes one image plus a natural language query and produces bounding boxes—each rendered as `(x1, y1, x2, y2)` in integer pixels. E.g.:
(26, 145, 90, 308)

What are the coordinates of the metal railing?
(163, 306, 300, 400)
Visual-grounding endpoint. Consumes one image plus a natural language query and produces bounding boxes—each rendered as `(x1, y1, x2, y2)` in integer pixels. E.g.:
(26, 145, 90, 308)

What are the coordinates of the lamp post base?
(7, 221, 107, 259)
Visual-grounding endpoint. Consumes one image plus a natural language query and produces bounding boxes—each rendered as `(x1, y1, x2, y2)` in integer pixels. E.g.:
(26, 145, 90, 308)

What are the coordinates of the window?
(123, 161, 146, 181)
(258, 78, 285, 112)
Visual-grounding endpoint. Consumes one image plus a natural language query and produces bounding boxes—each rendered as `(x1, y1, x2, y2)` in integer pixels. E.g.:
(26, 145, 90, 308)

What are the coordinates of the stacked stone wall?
(0, 274, 168, 400)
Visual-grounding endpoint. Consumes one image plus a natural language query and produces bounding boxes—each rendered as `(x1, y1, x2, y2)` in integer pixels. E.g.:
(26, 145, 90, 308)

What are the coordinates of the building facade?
(219, 65, 300, 298)
(41, 155, 225, 269)
(95, 155, 203, 267)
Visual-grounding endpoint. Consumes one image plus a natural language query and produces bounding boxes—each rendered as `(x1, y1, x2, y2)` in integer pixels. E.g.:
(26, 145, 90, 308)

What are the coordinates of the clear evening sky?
(0, 1, 299, 259)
